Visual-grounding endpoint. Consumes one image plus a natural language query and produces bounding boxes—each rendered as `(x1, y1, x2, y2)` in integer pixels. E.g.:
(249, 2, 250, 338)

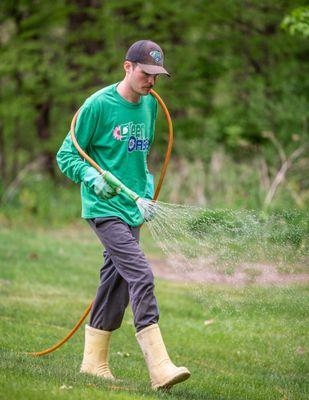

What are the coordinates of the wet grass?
(0, 225, 308, 400)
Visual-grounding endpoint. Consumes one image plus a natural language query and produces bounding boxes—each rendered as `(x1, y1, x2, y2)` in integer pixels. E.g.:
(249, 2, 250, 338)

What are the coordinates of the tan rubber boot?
(136, 324, 190, 390)
(80, 324, 115, 380)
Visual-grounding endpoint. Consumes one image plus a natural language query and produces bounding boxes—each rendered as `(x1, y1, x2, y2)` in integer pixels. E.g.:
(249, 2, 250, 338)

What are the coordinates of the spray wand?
(102, 171, 139, 201)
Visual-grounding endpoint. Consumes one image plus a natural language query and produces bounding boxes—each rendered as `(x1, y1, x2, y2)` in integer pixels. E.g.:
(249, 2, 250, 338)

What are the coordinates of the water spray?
(28, 89, 173, 356)
(26, 89, 308, 358)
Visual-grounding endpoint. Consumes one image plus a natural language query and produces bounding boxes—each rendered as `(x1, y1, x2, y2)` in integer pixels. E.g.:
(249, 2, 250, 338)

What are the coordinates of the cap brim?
(138, 63, 170, 77)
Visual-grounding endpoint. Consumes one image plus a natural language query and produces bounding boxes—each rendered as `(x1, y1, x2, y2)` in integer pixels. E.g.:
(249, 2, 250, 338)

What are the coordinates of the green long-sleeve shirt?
(56, 83, 157, 226)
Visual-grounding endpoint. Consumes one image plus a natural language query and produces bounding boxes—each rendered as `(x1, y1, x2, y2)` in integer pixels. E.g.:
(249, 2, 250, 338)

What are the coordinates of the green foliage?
(0, 172, 81, 226)
(268, 209, 309, 247)
(281, 6, 309, 37)
(189, 208, 308, 249)
(178, 204, 308, 269)
(0, 0, 308, 209)
(189, 209, 250, 238)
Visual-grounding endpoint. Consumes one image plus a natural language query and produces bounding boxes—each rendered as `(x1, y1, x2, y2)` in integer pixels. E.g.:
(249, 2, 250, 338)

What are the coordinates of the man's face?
(125, 62, 158, 96)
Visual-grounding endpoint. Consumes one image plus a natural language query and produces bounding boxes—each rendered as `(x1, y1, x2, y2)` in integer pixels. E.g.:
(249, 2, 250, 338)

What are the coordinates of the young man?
(56, 40, 190, 390)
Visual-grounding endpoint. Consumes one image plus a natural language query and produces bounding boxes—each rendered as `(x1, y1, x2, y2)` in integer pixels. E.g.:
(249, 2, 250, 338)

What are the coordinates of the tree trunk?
(35, 96, 55, 177)
(0, 121, 6, 184)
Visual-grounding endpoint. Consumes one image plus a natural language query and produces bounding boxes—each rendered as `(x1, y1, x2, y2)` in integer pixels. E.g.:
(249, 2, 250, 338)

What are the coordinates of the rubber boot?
(136, 324, 190, 390)
(80, 324, 115, 380)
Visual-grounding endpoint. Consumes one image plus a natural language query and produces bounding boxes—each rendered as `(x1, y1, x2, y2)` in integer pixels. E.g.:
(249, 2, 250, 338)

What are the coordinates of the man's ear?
(124, 61, 133, 74)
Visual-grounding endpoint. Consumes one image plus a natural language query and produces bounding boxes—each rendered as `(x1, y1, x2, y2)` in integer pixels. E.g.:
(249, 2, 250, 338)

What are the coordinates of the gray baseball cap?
(125, 40, 170, 77)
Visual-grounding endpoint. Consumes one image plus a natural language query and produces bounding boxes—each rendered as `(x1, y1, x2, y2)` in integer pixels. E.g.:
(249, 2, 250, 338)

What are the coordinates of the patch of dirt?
(0, 279, 11, 286)
(149, 257, 309, 286)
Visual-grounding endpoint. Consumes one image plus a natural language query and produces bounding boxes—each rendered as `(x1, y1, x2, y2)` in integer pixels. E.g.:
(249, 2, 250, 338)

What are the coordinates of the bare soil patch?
(149, 257, 309, 286)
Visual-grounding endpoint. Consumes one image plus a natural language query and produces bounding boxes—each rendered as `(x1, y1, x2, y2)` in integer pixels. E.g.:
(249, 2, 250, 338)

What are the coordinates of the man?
(56, 40, 190, 390)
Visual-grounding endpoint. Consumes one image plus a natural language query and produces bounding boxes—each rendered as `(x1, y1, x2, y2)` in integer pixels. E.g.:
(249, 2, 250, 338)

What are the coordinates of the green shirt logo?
(113, 121, 146, 141)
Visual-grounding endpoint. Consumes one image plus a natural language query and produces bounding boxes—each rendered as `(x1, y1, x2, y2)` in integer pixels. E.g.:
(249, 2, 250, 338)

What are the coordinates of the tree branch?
(264, 144, 305, 207)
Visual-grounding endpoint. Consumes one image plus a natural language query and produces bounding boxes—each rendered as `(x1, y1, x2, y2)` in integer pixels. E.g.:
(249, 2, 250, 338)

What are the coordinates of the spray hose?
(28, 89, 173, 356)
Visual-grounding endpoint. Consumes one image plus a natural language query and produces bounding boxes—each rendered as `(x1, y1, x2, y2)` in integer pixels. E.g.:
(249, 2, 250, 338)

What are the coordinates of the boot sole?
(80, 369, 116, 381)
(154, 369, 191, 390)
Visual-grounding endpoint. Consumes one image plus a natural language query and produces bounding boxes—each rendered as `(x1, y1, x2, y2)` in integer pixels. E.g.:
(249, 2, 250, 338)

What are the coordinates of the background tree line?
(0, 0, 308, 215)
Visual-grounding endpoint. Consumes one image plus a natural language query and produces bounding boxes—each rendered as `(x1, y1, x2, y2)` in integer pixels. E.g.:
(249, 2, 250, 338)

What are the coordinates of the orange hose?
(28, 89, 173, 356)
(150, 90, 174, 200)
(27, 303, 93, 357)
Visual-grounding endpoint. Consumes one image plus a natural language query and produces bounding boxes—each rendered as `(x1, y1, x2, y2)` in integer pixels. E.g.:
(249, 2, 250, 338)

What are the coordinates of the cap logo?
(149, 50, 162, 63)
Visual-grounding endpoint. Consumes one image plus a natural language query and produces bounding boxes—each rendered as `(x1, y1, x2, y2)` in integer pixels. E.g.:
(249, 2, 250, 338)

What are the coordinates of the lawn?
(0, 223, 308, 400)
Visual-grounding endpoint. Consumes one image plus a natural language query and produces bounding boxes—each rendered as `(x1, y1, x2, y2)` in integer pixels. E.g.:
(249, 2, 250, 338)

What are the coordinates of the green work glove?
(83, 167, 118, 200)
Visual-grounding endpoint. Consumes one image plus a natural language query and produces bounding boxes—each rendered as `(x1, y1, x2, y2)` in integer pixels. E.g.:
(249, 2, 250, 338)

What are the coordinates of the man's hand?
(83, 167, 118, 200)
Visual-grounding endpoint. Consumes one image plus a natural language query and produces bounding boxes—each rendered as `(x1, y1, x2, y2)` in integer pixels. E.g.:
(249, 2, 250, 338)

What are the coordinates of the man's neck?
(117, 80, 140, 103)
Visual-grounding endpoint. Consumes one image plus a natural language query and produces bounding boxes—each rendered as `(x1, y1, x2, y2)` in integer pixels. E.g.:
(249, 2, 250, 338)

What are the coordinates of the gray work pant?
(87, 217, 159, 332)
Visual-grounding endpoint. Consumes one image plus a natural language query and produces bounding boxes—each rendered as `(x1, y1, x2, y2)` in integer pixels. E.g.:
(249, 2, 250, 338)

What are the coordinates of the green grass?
(0, 224, 308, 400)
